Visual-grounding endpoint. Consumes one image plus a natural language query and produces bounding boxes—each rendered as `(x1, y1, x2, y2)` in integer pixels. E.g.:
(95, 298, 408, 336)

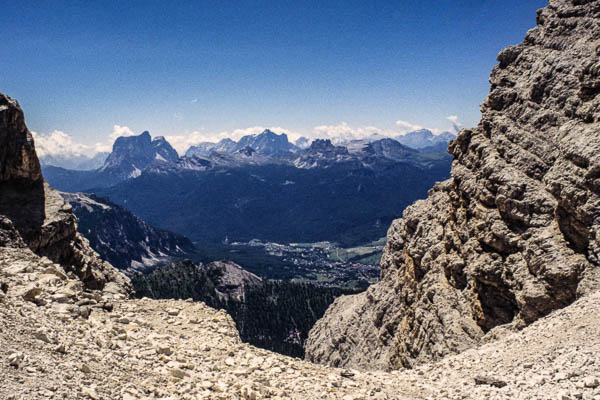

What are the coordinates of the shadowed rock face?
(306, 0, 600, 371)
(60, 192, 197, 271)
(0, 93, 130, 293)
(0, 95, 41, 182)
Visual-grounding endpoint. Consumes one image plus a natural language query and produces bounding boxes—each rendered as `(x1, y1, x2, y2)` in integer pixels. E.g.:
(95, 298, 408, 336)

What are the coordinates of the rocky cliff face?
(306, 0, 600, 371)
(205, 261, 263, 301)
(60, 192, 197, 271)
(100, 131, 179, 181)
(0, 93, 129, 293)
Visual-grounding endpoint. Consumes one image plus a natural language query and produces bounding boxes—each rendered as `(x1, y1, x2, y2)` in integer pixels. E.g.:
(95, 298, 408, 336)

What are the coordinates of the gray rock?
(54, 343, 67, 354)
(156, 344, 172, 356)
(306, 0, 600, 371)
(7, 351, 25, 368)
(474, 375, 507, 388)
(169, 367, 189, 379)
(584, 377, 599, 388)
(33, 329, 51, 344)
(19, 285, 42, 302)
(0, 92, 131, 295)
(206, 261, 263, 301)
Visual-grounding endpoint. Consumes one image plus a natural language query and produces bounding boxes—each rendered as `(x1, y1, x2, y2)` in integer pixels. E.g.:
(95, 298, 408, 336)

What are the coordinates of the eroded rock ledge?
(306, 0, 600, 370)
(1, 245, 599, 399)
(0, 93, 129, 293)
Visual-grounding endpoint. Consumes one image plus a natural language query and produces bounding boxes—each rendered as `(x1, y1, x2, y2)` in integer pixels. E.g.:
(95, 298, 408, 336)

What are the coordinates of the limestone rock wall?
(306, 0, 600, 370)
(0, 93, 130, 293)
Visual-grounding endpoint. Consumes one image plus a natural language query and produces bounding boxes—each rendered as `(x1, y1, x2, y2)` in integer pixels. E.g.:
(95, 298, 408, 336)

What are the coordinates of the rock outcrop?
(2, 250, 600, 399)
(205, 261, 263, 301)
(100, 131, 179, 181)
(306, 0, 600, 370)
(0, 93, 129, 293)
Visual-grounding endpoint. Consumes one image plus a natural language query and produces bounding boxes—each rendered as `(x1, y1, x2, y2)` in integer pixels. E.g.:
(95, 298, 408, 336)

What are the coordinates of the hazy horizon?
(2, 0, 547, 157)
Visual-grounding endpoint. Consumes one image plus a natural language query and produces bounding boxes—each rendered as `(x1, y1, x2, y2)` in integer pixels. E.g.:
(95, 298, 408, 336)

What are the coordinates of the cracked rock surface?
(1, 246, 600, 399)
(307, 0, 600, 370)
(0, 93, 129, 293)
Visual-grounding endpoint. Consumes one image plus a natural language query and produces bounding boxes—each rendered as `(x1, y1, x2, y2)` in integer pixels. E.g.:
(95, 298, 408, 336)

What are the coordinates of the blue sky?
(1, 0, 547, 155)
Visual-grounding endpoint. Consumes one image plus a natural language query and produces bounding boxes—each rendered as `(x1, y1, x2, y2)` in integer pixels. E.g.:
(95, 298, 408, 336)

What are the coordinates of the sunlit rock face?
(306, 0, 600, 371)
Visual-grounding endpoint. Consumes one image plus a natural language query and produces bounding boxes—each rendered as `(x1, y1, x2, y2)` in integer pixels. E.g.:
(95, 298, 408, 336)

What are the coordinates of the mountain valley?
(132, 260, 357, 357)
(3, 1, 600, 399)
(60, 192, 198, 271)
(43, 130, 453, 250)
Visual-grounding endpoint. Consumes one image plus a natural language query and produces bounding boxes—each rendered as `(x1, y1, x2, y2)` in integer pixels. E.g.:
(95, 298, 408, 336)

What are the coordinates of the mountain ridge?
(43, 129, 453, 193)
(61, 192, 197, 271)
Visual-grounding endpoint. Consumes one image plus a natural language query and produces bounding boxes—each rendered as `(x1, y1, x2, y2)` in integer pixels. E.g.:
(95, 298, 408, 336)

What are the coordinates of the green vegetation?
(131, 260, 359, 357)
(132, 260, 221, 308)
(187, 240, 381, 289)
(95, 161, 450, 247)
(190, 242, 301, 281)
(225, 281, 355, 357)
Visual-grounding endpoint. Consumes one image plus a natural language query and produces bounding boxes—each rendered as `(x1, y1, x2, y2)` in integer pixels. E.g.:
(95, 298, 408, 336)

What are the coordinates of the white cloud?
(33, 115, 465, 160)
(312, 122, 391, 142)
(33, 125, 139, 158)
(32, 130, 96, 158)
(109, 125, 135, 142)
(446, 115, 459, 125)
(93, 125, 137, 153)
(164, 131, 209, 155)
(394, 119, 448, 135)
(446, 115, 463, 133)
(190, 98, 198, 104)
(311, 121, 445, 141)
(395, 120, 424, 134)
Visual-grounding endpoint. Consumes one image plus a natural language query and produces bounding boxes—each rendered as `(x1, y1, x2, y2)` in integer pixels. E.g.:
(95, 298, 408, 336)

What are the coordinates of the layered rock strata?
(0, 93, 129, 293)
(306, 0, 600, 370)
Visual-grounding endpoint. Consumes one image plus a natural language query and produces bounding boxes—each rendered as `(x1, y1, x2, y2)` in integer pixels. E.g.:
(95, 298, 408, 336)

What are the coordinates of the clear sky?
(1, 0, 547, 155)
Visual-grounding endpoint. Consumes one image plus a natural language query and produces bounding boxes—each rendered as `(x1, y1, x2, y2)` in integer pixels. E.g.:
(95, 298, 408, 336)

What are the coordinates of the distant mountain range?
(186, 129, 299, 158)
(43, 128, 454, 246)
(44, 129, 454, 191)
(185, 128, 455, 159)
(38, 151, 109, 171)
(61, 192, 197, 270)
(395, 129, 456, 151)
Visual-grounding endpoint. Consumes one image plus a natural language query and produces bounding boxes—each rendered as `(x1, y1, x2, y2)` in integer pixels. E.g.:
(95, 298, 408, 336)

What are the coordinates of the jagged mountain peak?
(259, 128, 277, 136)
(293, 139, 352, 169)
(307, 138, 342, 151)
(237, 129, 297, 156)
(395, 129, 456, 150)
(367, 138, 420, 160)
(100, 130, 178, 179)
